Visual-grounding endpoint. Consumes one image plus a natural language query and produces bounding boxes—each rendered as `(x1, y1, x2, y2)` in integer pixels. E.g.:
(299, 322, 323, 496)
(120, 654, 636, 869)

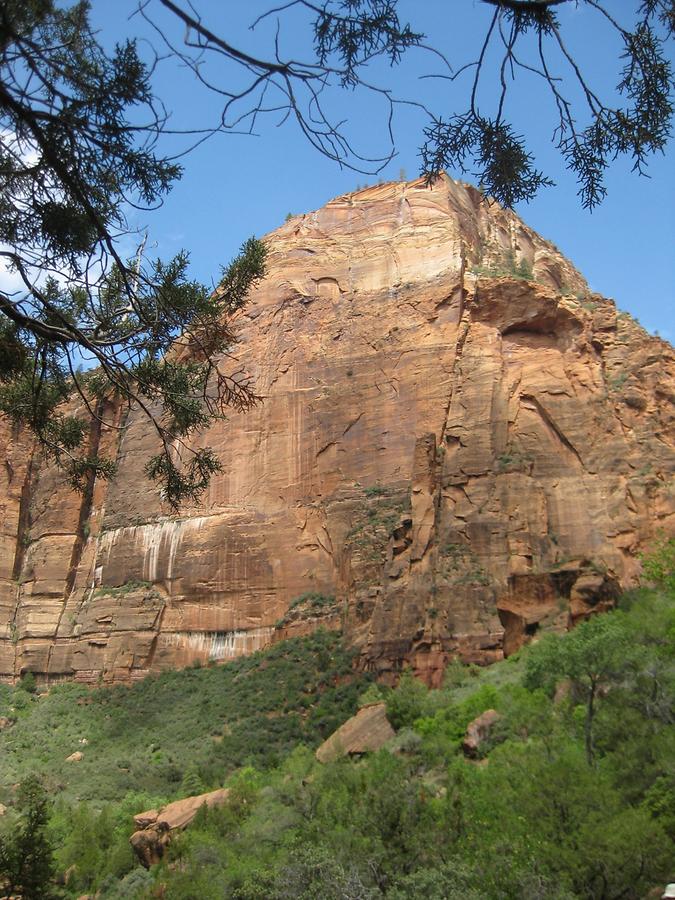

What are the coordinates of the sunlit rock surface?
(1, 176, 673, 685)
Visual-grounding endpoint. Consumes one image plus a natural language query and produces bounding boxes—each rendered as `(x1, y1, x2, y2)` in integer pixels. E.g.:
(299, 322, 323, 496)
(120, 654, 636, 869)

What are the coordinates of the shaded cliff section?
(0, 176, 673, 685)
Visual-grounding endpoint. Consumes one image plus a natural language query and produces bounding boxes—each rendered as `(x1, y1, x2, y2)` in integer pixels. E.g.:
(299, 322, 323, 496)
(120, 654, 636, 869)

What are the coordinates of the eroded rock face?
(1, 176, 673, 685)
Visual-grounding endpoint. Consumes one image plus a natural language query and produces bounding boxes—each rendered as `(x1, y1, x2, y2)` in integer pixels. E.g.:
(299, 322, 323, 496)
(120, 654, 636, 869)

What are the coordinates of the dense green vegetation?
(0, 542, 673, 899)
(0, 632, 368, 806)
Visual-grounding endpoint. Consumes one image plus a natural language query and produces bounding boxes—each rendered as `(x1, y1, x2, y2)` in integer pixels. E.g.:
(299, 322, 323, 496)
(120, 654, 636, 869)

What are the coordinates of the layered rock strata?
(1, 176, 673, 685)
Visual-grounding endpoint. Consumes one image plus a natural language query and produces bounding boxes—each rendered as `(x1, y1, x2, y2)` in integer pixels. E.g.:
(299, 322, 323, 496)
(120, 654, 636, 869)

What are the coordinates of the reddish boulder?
(462, 709, 501, 758)
(130, 788, 230, 867)
(316, 702, 395, 763)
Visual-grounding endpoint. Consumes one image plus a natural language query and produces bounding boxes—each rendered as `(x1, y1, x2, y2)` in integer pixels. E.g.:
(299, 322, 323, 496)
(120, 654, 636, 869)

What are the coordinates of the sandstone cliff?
(1, 176, 673, 685)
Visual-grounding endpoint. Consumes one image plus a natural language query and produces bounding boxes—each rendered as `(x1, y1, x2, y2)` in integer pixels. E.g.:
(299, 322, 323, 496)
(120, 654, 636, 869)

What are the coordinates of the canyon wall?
(1, 176, 673, 685)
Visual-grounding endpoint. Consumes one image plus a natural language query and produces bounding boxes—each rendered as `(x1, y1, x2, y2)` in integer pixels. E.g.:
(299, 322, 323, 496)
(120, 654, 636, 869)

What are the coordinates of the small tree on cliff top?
(0, 0, 672, 504)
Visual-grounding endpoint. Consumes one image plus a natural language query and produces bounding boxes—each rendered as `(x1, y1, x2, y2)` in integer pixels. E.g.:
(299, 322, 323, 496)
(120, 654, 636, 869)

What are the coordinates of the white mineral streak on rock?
(3, 177, 673, 686)
(97, 518, 210, 586)
(164, 627, 274, 660)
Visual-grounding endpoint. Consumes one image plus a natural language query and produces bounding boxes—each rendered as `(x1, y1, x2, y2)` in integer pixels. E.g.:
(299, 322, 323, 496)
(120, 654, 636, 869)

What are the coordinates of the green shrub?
(386, 671, 429, 729)
(471, 248, 534, 281)
(640, 534, 675, 595)
(357, 683, 385, 708)
(17, 671, 37, 694)
(363, 484, 387, 497)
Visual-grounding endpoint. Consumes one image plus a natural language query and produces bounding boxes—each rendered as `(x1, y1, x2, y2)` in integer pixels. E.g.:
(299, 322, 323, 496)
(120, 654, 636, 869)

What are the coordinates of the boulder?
(129, 827, 167, 869)
(316, 702, 395, 763)
(130, 787, 230, 867)
(133, 809, 159, 830)
(462, 709, 501, 759)
(65, 751, 83, 762)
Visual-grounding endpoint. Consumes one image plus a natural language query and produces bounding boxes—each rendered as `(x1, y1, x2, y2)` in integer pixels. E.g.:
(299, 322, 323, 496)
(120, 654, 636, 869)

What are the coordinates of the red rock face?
(1, 176, 673, 685)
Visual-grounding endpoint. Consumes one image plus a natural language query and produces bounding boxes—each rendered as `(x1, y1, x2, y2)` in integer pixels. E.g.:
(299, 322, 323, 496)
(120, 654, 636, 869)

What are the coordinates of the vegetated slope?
(2, 176, 673, 687)
(0, 631, 371, 805)
(0, 557, 672, 899)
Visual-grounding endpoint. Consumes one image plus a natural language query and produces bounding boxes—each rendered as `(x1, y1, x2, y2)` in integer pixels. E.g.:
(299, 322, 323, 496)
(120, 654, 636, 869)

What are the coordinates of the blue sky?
(90, 0, 674, 342)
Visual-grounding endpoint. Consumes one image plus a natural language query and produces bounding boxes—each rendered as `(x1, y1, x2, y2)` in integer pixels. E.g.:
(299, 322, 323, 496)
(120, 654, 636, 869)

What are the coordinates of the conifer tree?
(0, 776, 56, 900)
